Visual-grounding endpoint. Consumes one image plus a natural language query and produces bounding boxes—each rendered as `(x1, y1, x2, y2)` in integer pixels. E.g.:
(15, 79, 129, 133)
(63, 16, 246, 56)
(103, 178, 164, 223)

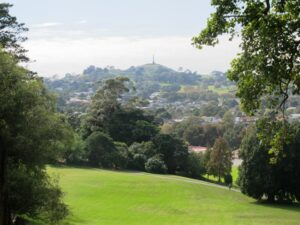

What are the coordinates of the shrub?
(184, 152, 206, 178)
(145, 155, 168, 174)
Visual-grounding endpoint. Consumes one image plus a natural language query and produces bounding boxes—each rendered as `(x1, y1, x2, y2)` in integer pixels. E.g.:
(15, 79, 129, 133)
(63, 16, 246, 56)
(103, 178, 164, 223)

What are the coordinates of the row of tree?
(65, 77, 203, 176)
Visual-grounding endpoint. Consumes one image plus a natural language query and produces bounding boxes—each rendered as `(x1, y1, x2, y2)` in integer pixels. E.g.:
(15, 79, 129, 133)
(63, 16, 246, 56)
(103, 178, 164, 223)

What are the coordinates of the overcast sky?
(7, 0, 241, 77)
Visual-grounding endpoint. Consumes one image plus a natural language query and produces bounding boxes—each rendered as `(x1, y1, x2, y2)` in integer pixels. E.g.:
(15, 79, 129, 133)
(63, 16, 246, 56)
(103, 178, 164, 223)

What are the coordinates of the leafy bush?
(145, 155, 168, 174)
(184, 152, 206, 178)
(128, 142, 155, 170)
(86, 132, 117, 168)
(113, 142, 129, 169)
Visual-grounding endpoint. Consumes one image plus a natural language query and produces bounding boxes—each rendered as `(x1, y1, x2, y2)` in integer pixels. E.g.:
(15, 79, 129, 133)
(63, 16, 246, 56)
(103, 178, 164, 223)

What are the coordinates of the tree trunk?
(267, 193, 275, 203)
(218, 166, 221, 182)
(0, 136, 9, 225)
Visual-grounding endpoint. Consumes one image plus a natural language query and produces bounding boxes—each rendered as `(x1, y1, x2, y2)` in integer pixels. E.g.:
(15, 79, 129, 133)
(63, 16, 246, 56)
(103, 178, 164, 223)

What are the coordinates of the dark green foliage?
(0, 3, 28, 61)
(107, 108, 158, 145)
(194, 0, 300, 159)
(183, 125, 205, 146)
(83, 77, 158, 146)
(184, 152, 206, 178)
(193, 1, 300, 114)
(128, 142, 155, 170)
(0, 48, 71, 224)
(166, 118, 221, 147)
(207, 138, 232, 182)
(64, 133, 86, 165)
(9, 168, 68, 224)
(223, 125, 245, 150)
(86, 132, 117, 168)
(239, 123, 300, 202)
(113, 142, 129, 169)
(153, 108, 172, 124)
(145, 155, 168, 174)
(153, 134, 189, 174)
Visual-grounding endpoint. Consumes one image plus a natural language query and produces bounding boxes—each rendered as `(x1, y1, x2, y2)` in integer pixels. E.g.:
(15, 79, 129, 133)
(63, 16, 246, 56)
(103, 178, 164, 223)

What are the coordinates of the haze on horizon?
(7, 0, 241, 77)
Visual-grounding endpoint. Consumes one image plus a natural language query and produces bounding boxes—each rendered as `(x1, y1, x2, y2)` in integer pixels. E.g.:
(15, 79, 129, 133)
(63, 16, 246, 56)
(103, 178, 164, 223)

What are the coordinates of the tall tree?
(152, 134, 189, 174)
(0, 48, 72, 224)
(208, 138, 232, 182)
(82, 77, 130, 138)
(239, 123, 300, 202)
(0, 3, 28, 61)
(193, 0, 300, 156)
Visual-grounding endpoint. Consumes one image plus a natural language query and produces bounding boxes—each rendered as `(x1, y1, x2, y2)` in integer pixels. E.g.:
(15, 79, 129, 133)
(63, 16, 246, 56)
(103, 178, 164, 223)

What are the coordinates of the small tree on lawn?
(208, 138, 232, 182)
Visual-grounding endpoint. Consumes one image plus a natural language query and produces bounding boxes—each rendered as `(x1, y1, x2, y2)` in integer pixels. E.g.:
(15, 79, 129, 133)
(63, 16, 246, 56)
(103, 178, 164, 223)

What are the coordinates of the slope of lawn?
(49, 166, 300, 225)
(204, 165, 239, 186)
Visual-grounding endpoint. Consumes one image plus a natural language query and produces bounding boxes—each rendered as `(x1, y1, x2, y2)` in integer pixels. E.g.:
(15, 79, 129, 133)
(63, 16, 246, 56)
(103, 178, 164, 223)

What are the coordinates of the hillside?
(49, 167, 300, 225)
(44, 64, 240, 119)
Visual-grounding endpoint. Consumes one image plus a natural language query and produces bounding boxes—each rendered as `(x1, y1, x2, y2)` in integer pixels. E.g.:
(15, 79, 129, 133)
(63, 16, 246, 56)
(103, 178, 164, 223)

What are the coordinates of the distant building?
(188, 146, 207, 153)
(235, 116, 256, 124)
(289, 114, 300, 122)
(201, 116, 222, 124)
(67, 98, 90, 104)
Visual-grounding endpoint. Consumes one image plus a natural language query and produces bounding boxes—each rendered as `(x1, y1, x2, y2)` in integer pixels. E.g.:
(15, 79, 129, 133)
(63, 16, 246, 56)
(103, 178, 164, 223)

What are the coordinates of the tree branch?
(264, 0, 271, 15)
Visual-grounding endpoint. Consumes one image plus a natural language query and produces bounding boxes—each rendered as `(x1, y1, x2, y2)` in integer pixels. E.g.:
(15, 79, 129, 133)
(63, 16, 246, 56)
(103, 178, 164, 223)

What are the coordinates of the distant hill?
(44, 63, 238, 117)
(45, 63, 204, 98)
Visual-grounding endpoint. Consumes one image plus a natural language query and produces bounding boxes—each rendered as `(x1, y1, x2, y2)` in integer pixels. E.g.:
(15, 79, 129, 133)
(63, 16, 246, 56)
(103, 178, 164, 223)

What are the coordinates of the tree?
(86, 132, 117, 168)
(239, 123, 300, 202)
(0, 3, 28, 61)
(183, 124, 205, 146)
(128, 142, 155, 170)
(0, 48, 72, 224)
(222, 111, 234, 130)
(82, 77, 130, 138)
(82, 77, 158, 146)
(153, 134, 189, 174)
(208, 138, 232, 182)
(145, 155, 168, 174)
(193, 0, 299, 115)
(113, 142, 129, 169)
(184, 152, 206, 178)
(193, 0, 300, 157)
(64, 133, 86, 165)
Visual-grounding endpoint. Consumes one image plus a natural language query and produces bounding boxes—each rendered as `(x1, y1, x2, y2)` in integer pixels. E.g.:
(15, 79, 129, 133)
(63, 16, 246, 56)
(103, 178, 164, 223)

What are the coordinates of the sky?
(7, 0, 241, 77)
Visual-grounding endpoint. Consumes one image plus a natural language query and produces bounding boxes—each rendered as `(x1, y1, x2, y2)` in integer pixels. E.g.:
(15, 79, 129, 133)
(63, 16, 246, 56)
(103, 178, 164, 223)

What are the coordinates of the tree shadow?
(49, 164, 144, 174)
(251, 201, 300, 213)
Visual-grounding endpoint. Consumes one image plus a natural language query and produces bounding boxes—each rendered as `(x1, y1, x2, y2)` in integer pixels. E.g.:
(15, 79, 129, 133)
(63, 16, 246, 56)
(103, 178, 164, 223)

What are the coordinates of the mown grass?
(49, 166, 300, 225)
(231, 166, 239, 185)
(207, 85, 236, 94)
(204, 165, 239, 186)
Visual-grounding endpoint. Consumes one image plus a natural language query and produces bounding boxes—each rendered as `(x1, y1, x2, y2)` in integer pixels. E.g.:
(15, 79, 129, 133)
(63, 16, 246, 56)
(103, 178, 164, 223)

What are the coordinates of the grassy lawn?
(49, 166, 300, 225)
(231, 166, 239, 185)
(207, 85, 236, 94)
(204, 166, 239, 186)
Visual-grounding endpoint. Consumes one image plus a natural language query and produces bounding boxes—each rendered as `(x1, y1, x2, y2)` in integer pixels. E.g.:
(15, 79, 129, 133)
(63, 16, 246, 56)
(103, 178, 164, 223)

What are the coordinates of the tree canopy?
(193, 0, 300, 115)
(0, 48, 72, 224)
(0, 3, 28, 61)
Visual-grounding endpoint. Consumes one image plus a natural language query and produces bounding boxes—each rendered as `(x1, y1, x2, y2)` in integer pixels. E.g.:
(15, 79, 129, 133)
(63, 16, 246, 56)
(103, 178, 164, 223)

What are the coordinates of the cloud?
(23, 33, 241, 77)
(32, 22, 63, 28)
(78, 20, 87, 24)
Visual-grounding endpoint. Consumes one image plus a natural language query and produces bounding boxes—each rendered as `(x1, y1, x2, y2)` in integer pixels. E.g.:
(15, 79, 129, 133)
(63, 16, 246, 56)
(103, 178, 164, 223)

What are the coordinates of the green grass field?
(204, 166, 239, 186)
(49, 167, 300, 225)
(207, 85, 236, 94)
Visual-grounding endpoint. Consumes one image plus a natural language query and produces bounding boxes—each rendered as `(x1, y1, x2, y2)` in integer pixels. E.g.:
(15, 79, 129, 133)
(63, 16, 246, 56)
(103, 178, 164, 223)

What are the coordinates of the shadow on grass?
(48, 163, 144, 174)
(251, 201, 300, 213)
